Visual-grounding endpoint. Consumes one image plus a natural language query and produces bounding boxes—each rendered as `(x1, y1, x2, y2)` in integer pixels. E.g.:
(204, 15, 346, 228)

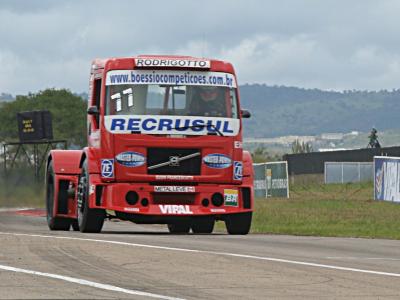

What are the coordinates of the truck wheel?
(77, 160, 105, 233)
(167, 222, 191, 234)
(191, 217, 214, 234)
(225, 212, 252, 235)
(46, 161, 71, 231)
(71, 220, 80, 231)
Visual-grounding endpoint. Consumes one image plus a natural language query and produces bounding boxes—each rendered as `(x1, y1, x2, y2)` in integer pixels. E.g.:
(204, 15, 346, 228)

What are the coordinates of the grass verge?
(250, 182, 400, 239)
(3, 177, 400, 240)
(0, 181, 44, 208)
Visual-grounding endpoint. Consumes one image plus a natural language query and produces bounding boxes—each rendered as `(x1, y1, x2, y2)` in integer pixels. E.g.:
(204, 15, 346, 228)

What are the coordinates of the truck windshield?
(105, 84, 239, 119)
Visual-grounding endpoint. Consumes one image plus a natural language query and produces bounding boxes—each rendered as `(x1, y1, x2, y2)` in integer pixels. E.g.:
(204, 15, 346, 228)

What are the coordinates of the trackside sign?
(135, 58, 210, 69)
(374, 156, 400, 203)
(104, 115, 240, 136)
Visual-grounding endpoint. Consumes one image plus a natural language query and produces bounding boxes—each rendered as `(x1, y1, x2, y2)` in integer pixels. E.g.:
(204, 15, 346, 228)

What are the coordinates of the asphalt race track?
(0, 209, 400, 299)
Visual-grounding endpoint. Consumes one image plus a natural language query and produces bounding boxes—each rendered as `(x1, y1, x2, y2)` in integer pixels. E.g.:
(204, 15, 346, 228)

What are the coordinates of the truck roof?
(91, 55, 235, 74)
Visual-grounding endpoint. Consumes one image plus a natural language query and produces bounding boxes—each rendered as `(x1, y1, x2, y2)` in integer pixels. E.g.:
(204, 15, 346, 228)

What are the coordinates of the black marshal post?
(2, 110, 66, 180)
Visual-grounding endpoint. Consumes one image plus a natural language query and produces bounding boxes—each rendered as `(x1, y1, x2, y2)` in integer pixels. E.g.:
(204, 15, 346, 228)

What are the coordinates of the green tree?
(0, 89, 87, 147)
(291, 139, 313, 154)
(251, 146, 281, 163)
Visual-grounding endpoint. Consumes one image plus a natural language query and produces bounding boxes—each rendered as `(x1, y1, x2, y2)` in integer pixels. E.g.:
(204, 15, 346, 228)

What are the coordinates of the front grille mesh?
(147, 148, 201, 175)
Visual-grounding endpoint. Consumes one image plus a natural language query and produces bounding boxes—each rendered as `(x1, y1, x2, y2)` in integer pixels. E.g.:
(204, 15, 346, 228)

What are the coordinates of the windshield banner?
(104, 115, 240, 136)
(106, 70, 237, 88)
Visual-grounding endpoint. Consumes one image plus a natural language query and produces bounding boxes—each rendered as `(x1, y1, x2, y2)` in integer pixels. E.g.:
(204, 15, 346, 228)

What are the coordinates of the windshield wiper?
(172, 124, 224, 136)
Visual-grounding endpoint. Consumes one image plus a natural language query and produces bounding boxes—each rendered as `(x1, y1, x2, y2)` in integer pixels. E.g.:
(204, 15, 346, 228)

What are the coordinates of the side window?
(92, 79, 102, 128)
(229, 88, 238, 118)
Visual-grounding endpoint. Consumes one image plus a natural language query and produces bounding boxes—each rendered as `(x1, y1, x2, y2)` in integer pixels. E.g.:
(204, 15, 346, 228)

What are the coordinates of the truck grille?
(147, 148, 201, 175)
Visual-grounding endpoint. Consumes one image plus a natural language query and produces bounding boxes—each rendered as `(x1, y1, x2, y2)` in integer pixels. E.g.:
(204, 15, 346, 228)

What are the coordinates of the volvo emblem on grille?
(169, 156, 180, 166)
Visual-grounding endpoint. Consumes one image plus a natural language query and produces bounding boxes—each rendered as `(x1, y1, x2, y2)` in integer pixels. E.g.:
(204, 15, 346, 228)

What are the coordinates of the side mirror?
(241, 109, 251, 119)
(87, 106, 99, 116)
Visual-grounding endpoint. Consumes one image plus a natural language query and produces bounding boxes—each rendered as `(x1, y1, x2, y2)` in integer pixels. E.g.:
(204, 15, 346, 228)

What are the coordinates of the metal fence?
(324, 162, 373, 184)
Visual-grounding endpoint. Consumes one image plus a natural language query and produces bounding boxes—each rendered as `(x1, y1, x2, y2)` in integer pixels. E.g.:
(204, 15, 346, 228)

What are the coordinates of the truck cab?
(46, 56, 254, 234)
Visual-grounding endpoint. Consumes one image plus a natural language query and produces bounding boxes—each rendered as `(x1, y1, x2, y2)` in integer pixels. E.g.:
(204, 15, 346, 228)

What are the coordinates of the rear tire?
(191, 217, 215, 234)
(225, 212, 252, 235)
(167, 222, 191, 234)
(77, 160, 105, 233)
(46, 161, 71, 231)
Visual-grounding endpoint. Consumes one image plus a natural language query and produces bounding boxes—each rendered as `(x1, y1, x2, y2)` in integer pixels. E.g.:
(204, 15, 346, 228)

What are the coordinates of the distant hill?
(239, 84, 400, 138)
(2, 86, 400, 139)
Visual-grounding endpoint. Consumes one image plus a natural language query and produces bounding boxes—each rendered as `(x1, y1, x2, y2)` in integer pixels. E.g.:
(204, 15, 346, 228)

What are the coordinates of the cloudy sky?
(1, 0, 400, 95)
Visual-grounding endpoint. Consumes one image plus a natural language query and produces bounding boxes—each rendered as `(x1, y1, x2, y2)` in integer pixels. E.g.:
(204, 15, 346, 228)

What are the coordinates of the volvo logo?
(169, 156, 180, 167)
(148, 152, 201, 170)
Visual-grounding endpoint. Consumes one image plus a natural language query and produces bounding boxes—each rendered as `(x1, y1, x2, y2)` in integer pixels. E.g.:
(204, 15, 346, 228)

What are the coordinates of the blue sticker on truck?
(233, 161, 243, 180)
(203, 154, 232, 169)
(101, 159, 114, 178)
(115, 151, 146, 167)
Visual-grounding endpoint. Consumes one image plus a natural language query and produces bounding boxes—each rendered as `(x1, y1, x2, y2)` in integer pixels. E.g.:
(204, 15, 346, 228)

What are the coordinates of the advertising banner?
(253, 161, 289, 198)
(253, 163, 267, 198)
(374, 156, 400, 203)
(266, 162, 289, 198)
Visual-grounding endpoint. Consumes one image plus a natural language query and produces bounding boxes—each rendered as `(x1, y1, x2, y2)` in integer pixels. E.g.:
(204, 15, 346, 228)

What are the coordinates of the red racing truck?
(45, 55, 254, 234)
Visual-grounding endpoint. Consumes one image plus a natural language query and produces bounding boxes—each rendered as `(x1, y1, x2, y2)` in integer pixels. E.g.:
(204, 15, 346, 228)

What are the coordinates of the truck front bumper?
(89, 179, 253, 216)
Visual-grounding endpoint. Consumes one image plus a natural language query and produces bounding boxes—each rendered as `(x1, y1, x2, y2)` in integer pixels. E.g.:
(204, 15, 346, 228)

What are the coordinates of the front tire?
(167, 222, 191, 234)
(191, 216, 215, 234)
(225, 212, 252, 235)
(71, 220, 80, 231)
(46, 161, 71, 231)
(77, 160, 105, 233)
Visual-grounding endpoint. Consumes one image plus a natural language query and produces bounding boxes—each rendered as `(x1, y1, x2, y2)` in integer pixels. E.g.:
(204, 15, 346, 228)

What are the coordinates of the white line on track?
(327, 257, 400, 261)
(1, 232, 400, 278)
(0, 207, 34, 212)
(0, 264, 184, 300)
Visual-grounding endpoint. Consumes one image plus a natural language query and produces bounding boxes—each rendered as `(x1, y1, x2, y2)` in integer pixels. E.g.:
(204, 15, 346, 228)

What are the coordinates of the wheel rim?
(77, 174, 87, 227)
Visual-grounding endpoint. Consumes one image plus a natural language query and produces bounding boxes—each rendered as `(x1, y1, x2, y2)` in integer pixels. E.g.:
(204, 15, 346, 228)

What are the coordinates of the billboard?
(266, 162, 289, 198)
(374, 156, 400, 203)
(17, 111, 53, 142)
(253, 163, 267, 198)
(253, 161, 289, 198)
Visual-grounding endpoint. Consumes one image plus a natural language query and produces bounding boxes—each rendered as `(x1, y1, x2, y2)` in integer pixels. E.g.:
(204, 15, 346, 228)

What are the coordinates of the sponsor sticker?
(203, 154, 232, 169)
(234, 141, 242, 149)
(224, 189, 239, 207)
(106, 70, 237, 88)
(89, 184, 95, 195)
(154, 186, 195, 193)
(159, 205, 193, 214)
(210, 208, 226, 213)
(104, 115, 240, 136)
(155, 175, 194, 180)
(135, 58, 210, 69)
(123, 207, 140, 212)
(101, 159, 114, 178)
(115, 151, 146, 167)
(233, 161, 243, 180)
